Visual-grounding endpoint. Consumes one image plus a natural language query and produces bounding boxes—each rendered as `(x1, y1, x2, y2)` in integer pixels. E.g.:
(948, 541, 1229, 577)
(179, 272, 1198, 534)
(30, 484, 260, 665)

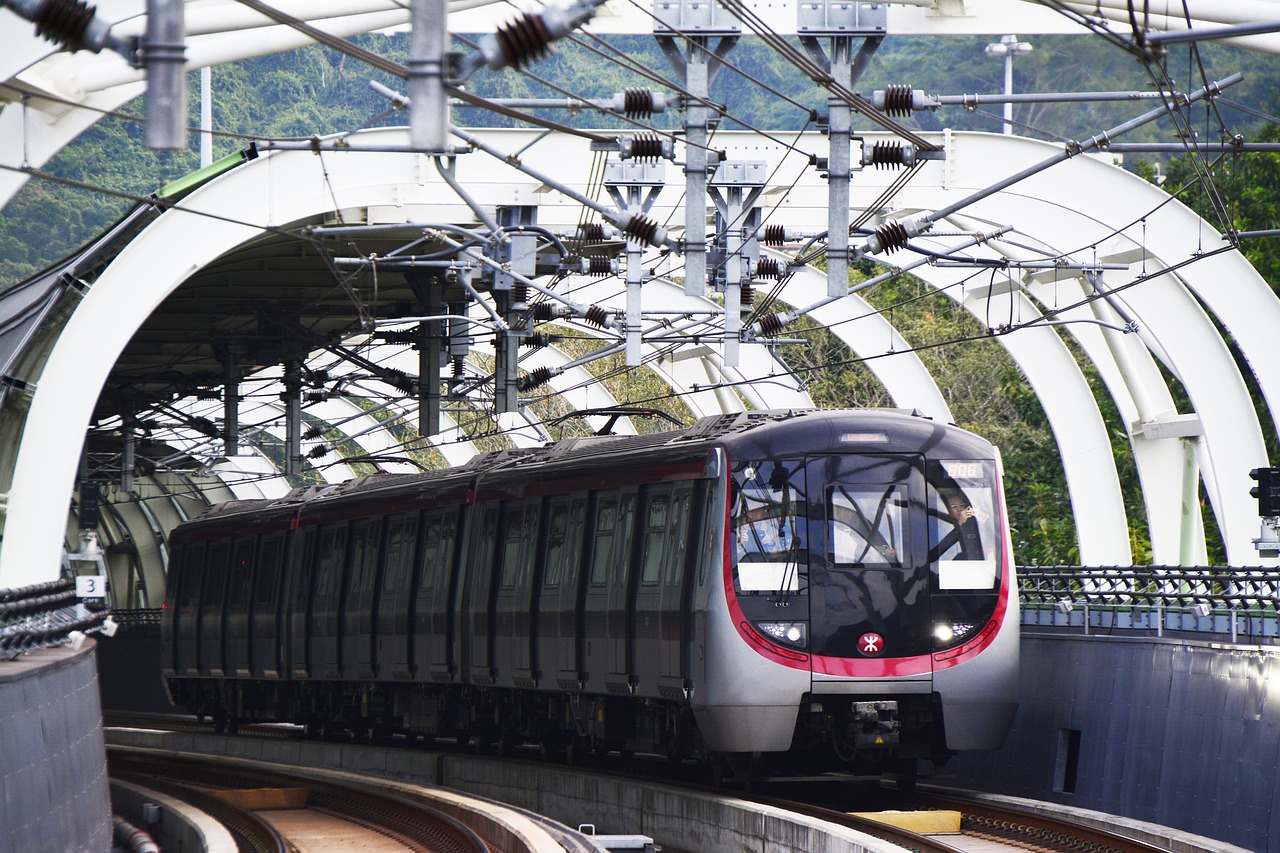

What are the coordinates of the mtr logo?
(858, 633, 885, 656)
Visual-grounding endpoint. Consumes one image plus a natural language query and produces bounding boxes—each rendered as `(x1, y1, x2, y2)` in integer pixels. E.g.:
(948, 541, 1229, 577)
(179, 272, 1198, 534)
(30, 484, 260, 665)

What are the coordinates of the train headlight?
(933, 622, 975, 646)
(754, 621, 808, 649)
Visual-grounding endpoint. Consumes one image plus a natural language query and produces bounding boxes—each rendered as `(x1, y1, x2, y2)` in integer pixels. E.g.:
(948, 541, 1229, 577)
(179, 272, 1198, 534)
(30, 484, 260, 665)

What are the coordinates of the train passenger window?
(383, 515, 416, 594)
(732, 461, 805, 593)
(315, 525, 347, 596)
(254, 534, 284, 607)
(543, 504, 568, 588)
(590, 500, 617, 585)
(500, 508, 525, 589)
(348, 518, 382, 595)
(203, 541, 230, 608)
(927, 460, 999, 589)
(828, 485, 906, 568)
(178, 543, 204, 610)
(641, 496, 669, 585)
(229, 537, 255, 607)
(418, 513, 442, 590)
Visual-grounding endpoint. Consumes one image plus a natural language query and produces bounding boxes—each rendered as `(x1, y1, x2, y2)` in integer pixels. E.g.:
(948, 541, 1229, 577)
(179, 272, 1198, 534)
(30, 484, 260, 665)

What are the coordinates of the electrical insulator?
(303, 425, 326, 440)
(510, 283, 529, 305)
(577, 223, 606, 245)
(587, 257, 613, 276)
(755, 257, 782, 279)
(757, 313, 786, 337)
(878, 84, 919, 117)
(865, 140, 915, 169)
(619, 88, 665, 118)
(532, 303, 556, 322)
(523, 331, 560, 349)
(517, 366, 555, 391)
(621, 133, 671, 161)
(307, 445, 331, 459)
(584, 305, 612, 329)
(870, 220, 911, 254)
(740, 282, 755, 307)
(762, 224, 788, 247)
(617, 212, 666, 248)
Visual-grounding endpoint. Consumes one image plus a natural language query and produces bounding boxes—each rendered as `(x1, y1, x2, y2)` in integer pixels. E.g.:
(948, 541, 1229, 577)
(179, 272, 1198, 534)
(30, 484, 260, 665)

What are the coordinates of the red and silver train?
(161, 408, 1018, 780)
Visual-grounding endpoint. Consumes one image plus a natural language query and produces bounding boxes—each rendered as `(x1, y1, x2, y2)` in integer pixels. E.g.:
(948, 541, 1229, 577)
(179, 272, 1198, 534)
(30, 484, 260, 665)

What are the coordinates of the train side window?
(315, 524, 347, 596)
(828, 484, 906, 568)
(500, 507, 525, 589)
(177, 543, 202, 608)
(641, 495, 669, 585)
(590, 498, 618, 585)
(228, 537, 255, 607)
(203, 541, 231, 609)
(543, 503, 568, 588)
(384, 514, 416, 594)
(348, 518, 382, 595)
(254, 533, 285, 607)
(419, 512, 442, 590)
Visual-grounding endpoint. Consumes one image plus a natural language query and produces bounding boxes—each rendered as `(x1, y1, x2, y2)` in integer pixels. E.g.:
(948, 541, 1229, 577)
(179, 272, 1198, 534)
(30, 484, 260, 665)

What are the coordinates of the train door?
(197, 540, 230, 677)
(581, 490, 618, 693)
(377, 512, 418, 680)
(343, 516, 384, 680)
(414, 506, 463, 682)
(464, 504, 501, 684)
(172, 541, 204, 677)
(250, 531, 286, 679)
(605, 489, 638, 692)
(286, 527, 317, 679)
(310, 522, 348, 680)
(225, 536, 256, 677)
(552, 496, 587, 687)
(658, 482, 698, 693)
(493, 499, 540, 686)
(804, 454, 932, 664)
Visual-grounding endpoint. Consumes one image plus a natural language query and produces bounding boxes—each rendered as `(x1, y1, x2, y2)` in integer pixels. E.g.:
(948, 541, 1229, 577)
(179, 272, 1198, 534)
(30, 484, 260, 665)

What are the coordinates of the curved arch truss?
(4, 120, 1280, 591)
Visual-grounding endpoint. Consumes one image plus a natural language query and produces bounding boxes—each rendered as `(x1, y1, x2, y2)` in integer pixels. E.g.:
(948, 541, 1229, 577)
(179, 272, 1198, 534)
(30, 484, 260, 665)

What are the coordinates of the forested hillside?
(4, 29, 1279, 563)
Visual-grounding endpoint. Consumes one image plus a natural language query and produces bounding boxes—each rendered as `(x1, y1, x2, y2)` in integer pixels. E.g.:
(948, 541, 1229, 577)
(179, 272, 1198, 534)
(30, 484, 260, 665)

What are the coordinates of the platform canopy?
(3, 0, 1280, 599)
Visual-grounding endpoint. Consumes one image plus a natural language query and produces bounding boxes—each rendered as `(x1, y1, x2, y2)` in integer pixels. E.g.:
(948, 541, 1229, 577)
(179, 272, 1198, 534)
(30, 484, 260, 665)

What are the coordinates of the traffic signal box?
(1249, 466, 1280, 517)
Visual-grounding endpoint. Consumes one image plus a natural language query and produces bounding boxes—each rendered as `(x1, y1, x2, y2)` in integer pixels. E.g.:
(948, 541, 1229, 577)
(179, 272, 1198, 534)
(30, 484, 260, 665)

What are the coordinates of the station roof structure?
(3, 0, 1280, 599)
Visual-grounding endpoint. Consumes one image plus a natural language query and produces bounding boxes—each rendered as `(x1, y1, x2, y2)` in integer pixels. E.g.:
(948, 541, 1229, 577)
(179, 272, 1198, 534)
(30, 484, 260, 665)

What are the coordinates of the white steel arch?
(5, 124, 1280, 588)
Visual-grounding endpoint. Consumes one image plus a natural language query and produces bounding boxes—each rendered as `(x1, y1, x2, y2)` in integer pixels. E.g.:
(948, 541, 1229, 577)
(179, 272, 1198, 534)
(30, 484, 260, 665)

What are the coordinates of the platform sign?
(76, 575, 107, 598)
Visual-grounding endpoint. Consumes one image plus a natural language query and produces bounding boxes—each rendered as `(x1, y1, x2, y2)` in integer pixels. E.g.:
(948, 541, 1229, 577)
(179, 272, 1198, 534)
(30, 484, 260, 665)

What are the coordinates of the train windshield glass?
(732, 461, 805, 594)
(927, 459, 1000, 590)
(828, 485, 906, 567)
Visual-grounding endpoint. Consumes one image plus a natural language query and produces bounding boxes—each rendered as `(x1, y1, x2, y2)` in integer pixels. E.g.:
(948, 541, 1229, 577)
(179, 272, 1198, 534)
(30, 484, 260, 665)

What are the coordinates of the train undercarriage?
(169, 677, 950, 785)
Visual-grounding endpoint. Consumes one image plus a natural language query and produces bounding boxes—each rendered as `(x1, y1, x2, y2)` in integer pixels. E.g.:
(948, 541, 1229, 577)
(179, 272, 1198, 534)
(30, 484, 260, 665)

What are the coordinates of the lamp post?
(984, 34, 1033, 135)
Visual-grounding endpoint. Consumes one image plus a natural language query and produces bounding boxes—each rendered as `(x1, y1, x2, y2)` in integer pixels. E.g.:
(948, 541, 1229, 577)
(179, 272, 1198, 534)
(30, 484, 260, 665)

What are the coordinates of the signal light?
(1249, 466, 1280, 517)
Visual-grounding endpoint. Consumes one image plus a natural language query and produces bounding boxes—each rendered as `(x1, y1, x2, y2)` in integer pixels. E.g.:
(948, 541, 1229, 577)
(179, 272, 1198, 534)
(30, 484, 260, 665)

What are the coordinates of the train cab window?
(828, 485, 906, 568)
(731, 461, 805, 594)
(927, 460, 1000, 590)
(590, 500, 618, 585)
(641, 496, 669, 585)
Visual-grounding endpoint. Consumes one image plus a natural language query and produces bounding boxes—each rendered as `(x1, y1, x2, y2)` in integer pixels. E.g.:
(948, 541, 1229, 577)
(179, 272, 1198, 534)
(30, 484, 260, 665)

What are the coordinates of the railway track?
(109, 752, 491, 853)
(106, 717, 1200, 853)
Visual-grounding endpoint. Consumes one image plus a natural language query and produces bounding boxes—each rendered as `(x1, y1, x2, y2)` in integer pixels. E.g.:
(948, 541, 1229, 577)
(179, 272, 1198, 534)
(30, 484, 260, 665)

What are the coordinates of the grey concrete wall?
(949, 633, 1279, 853)
(0, 642, 111, 853)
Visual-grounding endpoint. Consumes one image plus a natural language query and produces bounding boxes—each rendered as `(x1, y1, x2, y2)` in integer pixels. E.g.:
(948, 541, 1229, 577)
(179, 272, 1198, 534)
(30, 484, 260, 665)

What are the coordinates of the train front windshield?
(731, 453, 1004, 659)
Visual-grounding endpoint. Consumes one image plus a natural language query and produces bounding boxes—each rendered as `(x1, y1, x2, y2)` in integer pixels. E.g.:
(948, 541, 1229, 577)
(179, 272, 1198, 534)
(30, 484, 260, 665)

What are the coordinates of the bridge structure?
(3, 0, 1280, 850)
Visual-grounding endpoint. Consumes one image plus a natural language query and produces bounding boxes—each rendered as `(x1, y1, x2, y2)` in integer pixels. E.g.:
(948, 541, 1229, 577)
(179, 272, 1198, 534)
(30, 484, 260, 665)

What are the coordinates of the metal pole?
(144, 0, 187, 150)
(200, 66, 213, 167)
(410, 0, 449, 153)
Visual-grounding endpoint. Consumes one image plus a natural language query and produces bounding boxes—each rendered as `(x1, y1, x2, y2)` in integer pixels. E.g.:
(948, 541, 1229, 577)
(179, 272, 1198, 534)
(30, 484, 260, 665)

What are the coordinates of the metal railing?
(1019, 566, 1280, 643)
(0, 578, 112, 658)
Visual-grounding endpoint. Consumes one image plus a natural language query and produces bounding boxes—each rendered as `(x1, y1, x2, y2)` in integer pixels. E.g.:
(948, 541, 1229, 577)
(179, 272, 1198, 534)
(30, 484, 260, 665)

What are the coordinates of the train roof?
(177, 409, 994, 526)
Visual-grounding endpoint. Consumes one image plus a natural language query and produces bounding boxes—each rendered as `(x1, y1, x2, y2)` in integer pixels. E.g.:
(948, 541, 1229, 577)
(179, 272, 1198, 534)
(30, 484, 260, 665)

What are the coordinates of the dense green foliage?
(3, 30, 1278, 563)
